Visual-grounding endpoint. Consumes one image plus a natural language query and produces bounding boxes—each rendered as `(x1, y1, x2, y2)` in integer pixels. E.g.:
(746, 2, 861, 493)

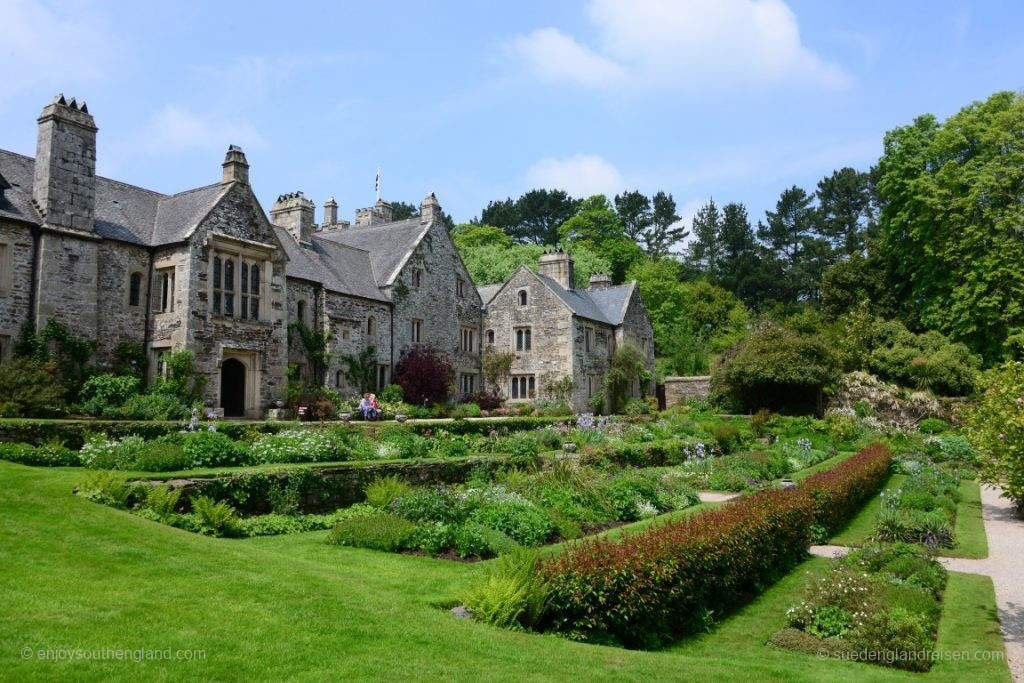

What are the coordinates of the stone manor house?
(0, 96, 653, 416)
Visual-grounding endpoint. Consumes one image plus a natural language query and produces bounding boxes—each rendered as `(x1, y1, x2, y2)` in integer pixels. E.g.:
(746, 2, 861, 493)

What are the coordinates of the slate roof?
(588, 282, 635, 325)
(476, 284, 502, 305)
(530, 270, 636, 326)
(317, 218, 430, 286)
(274, 227, 387, 302)
(0, 149, 227, 246)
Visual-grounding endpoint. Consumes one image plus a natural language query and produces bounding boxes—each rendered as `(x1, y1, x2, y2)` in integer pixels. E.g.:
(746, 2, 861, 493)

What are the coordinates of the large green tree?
(815, 167, 877, 257)
(560, 195, 644, 283)
(481, 189, 580, 244)
(685, 199, 722, 275)
(876, 91, 1024, 362)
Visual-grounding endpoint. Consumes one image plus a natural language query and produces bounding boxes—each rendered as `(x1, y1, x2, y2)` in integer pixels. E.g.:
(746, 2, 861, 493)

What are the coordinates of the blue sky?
(2, 0, 1022, 238)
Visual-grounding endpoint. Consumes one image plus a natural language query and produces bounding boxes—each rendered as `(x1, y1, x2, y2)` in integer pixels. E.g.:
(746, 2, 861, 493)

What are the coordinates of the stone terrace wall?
(158, 457, 506, 515)
(663, 376, 711, 407)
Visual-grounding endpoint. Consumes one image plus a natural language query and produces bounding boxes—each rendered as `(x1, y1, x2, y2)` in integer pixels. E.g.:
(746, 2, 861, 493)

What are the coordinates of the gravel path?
(810, 485, 1023, 681)
(698, 491, 741, 503)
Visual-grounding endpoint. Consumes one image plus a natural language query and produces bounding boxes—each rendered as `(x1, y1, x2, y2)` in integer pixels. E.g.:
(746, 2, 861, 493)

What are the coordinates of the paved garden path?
(809, 485, 1023, 681)
(698, 491, 741, 503)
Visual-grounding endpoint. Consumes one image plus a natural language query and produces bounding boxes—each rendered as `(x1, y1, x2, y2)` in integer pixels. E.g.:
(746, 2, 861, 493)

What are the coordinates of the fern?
(144, 485, 182, 518)
(363, 475, 411, 509)
(190, 495, 242, 537)
(77, 471, 133, 508)
(462, 549, 549, 630)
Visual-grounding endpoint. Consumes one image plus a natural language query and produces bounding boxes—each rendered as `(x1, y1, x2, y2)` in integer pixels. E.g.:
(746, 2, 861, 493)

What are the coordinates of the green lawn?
(831, 473, 905, 545)
(829, 476, 988, 559)
(0, 461, 1008, 681)
(944, 479, 989, 559)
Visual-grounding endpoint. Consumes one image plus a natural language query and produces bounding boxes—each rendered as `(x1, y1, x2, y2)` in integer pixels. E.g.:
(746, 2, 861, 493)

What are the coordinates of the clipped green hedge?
(539, 443, 892, 648)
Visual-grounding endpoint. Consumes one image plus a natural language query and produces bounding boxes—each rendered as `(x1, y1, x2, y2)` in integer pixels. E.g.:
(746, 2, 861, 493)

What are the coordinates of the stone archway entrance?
(221, 358, 246, 417)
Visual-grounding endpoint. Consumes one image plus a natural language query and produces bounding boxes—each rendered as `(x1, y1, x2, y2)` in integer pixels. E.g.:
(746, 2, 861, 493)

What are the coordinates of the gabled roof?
(275, 227, 388, 302)
(0, 148, 231, 246)
(317, 218, 431, 286)
(486, 263, 637, 326)
(588, 281, 636, 325)
(477, 284, 502, 306)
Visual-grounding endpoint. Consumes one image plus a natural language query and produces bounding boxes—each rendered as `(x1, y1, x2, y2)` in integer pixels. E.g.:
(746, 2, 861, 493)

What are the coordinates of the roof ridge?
(162, 182, 223, 199)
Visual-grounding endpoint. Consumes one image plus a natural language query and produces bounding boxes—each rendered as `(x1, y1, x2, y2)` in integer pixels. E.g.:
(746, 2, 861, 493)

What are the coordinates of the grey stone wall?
(34, 229, 99, 340)
(618, 286, 656, 396)
(663, 376, 711, 407)
(569, 317, 615, 411)
(95, 240, 150, 367)
(484, 268, 573, 400)
(322, 291, 390, 397)
(0, 221, 36, 354)
(186, 183, 289, 416)
(389, 219, 482, 392)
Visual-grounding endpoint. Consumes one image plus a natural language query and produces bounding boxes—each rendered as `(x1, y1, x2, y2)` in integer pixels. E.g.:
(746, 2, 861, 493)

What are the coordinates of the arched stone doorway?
(221, 358, 246, 417)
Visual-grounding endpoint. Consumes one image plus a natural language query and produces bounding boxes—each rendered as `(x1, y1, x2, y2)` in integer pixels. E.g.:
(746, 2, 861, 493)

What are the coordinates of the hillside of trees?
(438, 91, 1024, 398)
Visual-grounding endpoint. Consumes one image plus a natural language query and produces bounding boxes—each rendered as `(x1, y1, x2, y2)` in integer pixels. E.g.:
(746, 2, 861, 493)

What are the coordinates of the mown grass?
(829, 476, 988, 559)
(0, 459, 1008, 681)
(944, 479, 989, 559)
(830, 473, 905, 545)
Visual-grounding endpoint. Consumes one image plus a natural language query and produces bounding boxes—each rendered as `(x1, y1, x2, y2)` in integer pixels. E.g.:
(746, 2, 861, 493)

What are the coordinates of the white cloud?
(510, 28, 626, 88)
(525, 154, 625, 198)
(142, 106, 265, 155)
(510, 0, 849, 90)
(0, 0, 113, 107)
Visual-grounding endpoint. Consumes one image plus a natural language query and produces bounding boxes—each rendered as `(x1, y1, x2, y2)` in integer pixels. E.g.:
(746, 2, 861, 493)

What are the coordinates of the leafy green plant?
(251, 429, 334, 464)
(183, 431, 252, 468)
(327, 512, 418, 552)
(190, 495, 243, 537)
(364, 475, 412, 509)
(77, 471, 134, 509)
(463, 549, 550, 630)
(0, 357, 66, 417)
(918, 418, 949, 434)
(710, 423, 741, 454)
(143, 485, 182, 519)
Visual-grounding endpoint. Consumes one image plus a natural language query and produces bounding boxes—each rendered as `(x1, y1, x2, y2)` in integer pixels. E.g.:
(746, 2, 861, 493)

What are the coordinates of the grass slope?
(0, 461, 1008, 681)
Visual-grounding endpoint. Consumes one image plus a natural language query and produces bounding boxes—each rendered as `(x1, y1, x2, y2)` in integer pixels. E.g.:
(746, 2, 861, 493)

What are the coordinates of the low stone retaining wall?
(145, 457, 507, 515)
(663, 376, 711, 408)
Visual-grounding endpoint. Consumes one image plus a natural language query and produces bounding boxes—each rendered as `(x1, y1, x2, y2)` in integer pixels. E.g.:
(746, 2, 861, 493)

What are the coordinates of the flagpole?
(375, 165, 381, 202)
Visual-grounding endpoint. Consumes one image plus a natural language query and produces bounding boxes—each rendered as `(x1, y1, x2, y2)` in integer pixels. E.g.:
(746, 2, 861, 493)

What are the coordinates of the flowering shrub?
(538, 443, 892, 648)
(251, 429, 335, 464)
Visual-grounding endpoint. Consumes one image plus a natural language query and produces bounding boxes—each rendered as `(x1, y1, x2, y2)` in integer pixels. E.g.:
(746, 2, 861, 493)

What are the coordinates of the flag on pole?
(375, 166, 380, 201)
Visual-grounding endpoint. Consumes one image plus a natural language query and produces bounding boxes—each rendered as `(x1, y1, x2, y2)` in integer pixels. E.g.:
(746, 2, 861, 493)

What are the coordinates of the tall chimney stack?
(33, 94, 97, 231)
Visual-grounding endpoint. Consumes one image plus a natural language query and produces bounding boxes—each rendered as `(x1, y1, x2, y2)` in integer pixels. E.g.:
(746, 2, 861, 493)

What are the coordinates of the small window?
(486, 329, 494, 345)
(585, 327, 593, 352)
(457, 278, 466, 298)
(411, 319, 423, 343)
(460, 374, 475, 394)
(129, 272, 142, 307)
(515, 327, 531, 352)
(518, 290, 528, 306)
(461, 327, 474, 352)
(157, 268, 175, 313)
(297, 300, 306, 326)
(336, 370, 344, 389)
(377, 365, 388, 391)
(411, 268, 423, 287)
(510, 375, 536, 400)
(367, 316, 376, 339)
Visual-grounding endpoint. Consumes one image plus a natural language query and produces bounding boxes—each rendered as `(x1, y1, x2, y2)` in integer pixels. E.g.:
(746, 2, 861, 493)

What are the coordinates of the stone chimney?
(33, 94, 97, 231)
(538, 248, 575, 291)
(588, 273, 612, 290)
(354, 198, 394, 227)
(323, 197, 338, 225)
(221, 145, 249, 185)
(420, 192, 441, 224)
(270, 191, 315, 245)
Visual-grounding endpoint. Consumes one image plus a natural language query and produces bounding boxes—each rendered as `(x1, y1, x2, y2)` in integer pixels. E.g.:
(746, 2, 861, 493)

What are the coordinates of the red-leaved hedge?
(540, 443, 892, 648)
